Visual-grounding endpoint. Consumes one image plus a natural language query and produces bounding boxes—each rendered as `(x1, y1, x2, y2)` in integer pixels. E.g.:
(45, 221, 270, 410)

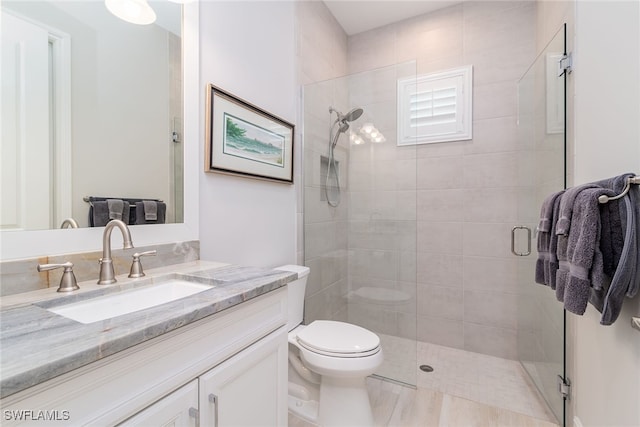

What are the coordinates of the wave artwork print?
(223, 114, 285, 167)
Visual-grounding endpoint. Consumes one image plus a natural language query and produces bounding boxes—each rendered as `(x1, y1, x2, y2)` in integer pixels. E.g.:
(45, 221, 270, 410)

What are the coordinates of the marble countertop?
(0, 261, 297, 399)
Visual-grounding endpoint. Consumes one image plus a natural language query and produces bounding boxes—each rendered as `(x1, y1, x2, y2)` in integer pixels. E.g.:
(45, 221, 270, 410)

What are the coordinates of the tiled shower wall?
(296, 0, 350, 323)
(347, 2, 537, 359)
(345, 63, 418, 343)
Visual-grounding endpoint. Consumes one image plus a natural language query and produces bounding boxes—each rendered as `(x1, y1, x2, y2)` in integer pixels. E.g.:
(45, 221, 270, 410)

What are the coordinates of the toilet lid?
(296, 320, 380, 355)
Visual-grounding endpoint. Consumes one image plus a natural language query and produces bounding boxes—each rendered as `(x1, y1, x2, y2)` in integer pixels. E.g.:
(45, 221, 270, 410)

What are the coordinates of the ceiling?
(323, 0, 461, 36)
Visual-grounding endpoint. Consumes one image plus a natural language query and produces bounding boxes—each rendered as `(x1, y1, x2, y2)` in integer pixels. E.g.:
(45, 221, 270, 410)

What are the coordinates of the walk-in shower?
(325, 107, 363, 207)
(302, 2, 567, 422)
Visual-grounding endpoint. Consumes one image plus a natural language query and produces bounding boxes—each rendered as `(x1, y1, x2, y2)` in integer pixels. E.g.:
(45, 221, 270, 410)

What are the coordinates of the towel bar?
(598, 176, 640, 203)
(84, 196, 163, 207)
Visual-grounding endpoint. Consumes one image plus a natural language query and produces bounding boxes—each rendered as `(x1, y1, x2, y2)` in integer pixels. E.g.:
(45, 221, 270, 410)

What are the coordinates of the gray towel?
(589, 173, 632, 291)
(555, 178, 621, 300)
(134, 201, 166, 224)
(535, 190, 564, 286)
(142, 200, 157, 221)
(555, 183, 592, 300)
(91, 202, 110, 227)
(558, 187, 614, 314)
(91, 201, 130, 227)
(626, 183, 640, 298)
(546, 195, 563, 290)
(555, 234, 569, 302)
(597, 198, 624, 284)
(555, 183, 599, 235)
(594, 182, 640, 325)
(107, 199, 124, 221)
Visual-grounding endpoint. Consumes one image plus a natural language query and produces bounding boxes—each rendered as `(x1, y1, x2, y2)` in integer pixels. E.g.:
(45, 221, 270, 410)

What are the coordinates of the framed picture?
(205, 84, 294, 184)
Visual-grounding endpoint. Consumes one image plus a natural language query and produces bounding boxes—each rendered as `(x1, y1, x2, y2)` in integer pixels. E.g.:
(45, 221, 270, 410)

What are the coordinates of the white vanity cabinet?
(119, 380, 199, 427)
(119, 328, 287, 427)
(199, 327, 287, 426)
(1, 288, 287, 427)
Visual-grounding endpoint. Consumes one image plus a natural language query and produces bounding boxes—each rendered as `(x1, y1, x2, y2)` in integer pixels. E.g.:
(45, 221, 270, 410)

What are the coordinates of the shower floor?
(413, 341, 556, 422)
(290, 335, 558, 426)
(375, 334, 556, 421)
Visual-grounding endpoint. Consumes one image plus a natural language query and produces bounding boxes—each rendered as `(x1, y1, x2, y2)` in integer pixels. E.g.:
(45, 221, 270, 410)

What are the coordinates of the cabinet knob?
(208, 394, 218, 426)
(188, 407, 199, 427)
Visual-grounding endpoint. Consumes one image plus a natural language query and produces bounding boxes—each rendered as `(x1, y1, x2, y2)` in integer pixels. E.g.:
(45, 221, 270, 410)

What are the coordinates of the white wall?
(571, 1, 640, 426)
(198, 1, 297, 268)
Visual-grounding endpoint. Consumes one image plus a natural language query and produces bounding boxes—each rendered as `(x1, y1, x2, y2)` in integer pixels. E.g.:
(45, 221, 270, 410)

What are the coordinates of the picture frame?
(205, 84, 294, 184)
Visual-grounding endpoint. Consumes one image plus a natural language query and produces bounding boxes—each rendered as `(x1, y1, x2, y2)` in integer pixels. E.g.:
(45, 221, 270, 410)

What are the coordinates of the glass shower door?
(303, 62, 418, 387)
(515, 25, 567, 425)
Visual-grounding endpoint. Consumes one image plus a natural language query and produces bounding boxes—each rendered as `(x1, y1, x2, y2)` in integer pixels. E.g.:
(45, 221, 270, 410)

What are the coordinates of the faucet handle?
(37, 262, 80, 292)
(128, 250, 157, 278)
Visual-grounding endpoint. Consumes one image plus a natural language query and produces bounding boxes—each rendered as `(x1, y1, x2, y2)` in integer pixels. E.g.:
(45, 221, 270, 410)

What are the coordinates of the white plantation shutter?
(410, 86, 457, 126)
(398, 66, 472, 145)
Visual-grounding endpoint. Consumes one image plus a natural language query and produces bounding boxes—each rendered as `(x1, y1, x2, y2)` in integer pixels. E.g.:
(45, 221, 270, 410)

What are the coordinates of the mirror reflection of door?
(1, 11, 71, 230)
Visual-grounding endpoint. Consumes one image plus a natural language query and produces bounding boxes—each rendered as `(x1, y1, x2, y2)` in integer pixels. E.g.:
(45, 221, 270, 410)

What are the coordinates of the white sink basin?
(47, 280, 212, 324)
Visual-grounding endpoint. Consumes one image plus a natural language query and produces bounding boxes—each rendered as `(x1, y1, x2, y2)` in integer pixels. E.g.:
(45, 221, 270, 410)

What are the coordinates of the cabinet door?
(119, 380, 198, 427)
(200, 327, 287, 427)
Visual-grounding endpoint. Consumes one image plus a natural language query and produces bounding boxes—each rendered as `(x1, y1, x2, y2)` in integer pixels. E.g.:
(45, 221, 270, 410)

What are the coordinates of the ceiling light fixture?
(360, 123, 374, 134)
(105, 0, 157, 25)
(350, 132, 365, 145)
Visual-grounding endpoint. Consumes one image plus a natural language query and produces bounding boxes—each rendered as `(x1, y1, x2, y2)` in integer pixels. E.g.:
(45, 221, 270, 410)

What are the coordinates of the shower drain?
(419, 364, 434, 373)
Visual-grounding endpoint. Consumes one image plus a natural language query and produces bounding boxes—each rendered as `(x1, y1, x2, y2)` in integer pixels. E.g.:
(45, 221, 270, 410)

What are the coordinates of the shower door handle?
(511, 226, 532, 256)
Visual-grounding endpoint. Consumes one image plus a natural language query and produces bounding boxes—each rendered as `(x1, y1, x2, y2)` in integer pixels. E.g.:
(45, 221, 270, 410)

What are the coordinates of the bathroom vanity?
(0, 262, 294, 426)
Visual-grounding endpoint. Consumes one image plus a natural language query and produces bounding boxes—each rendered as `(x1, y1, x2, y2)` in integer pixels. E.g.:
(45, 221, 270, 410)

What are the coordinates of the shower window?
(397, 66, 473, 145)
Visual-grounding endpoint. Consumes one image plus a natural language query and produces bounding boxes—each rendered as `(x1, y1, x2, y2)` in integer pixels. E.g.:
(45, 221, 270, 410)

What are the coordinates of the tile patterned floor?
(415, 342, 556, 422)
(289, 340, 559, 427)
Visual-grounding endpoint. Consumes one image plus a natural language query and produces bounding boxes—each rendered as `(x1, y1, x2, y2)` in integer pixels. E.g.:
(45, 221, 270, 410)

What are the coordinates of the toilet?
(275, 265, 383, 427)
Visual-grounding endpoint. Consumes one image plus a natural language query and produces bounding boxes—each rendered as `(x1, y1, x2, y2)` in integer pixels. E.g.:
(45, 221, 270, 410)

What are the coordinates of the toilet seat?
(295, 320, 380, 358)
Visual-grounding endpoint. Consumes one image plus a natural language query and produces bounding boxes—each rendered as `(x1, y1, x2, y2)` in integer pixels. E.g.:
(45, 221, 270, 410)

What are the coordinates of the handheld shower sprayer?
(329, 107, 364, 147)
(325, 106, 364, 207)
(330, 107, 364, 130)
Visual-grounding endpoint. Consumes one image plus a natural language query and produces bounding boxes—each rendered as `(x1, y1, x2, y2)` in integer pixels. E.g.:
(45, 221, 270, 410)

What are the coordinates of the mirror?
(1, 0, 183, 231)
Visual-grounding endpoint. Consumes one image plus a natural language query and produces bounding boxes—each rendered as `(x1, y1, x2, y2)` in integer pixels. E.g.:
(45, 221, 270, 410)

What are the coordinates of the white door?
(118, 380, 199, 427)
(200, 328, 288, 427)
(1, 12, 52, 230)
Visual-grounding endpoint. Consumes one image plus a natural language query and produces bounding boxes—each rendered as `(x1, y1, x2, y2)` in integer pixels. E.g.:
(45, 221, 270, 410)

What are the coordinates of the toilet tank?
(274, 265, 310, 331)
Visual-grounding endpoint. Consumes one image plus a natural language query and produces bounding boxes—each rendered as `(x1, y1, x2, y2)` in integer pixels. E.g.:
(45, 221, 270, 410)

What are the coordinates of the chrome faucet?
(97, 220, 134, 284)
(60, 218, 79, 229)
(37, 262, 80, 292)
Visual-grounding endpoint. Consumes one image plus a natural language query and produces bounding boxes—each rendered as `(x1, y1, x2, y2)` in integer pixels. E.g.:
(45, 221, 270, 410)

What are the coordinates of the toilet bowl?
(276, 265, 383, 427)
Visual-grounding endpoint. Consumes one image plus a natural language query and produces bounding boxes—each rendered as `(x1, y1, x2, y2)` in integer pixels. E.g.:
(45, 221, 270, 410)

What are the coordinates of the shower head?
(342, 107, 364, 123)
(329, 106, 364, 135)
